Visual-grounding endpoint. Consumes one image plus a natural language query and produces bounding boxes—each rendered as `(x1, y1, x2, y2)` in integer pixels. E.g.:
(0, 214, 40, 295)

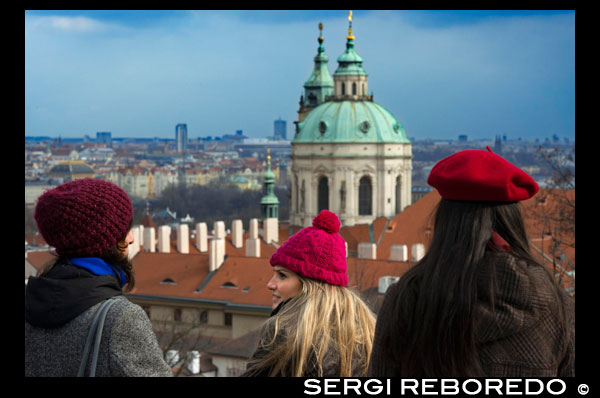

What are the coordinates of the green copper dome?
(294, 100, 410, 144)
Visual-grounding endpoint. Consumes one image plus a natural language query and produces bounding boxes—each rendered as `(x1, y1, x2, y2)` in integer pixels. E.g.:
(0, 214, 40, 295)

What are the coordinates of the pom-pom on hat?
(270, 210, 348, 286)
(34, 178, 133, 258)
(427, 146, 539, 202)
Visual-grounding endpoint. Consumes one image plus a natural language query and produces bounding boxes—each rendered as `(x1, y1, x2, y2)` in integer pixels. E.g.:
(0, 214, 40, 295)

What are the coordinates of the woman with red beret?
(368, 147, 575, 377)
(243, 210, 376, 377)
(25, 178, 172, 377)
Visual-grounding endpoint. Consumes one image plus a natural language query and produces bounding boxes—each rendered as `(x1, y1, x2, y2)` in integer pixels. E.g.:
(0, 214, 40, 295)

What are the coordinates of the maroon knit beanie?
(34, 178, 133, 258)
(270, 210, 348, 286)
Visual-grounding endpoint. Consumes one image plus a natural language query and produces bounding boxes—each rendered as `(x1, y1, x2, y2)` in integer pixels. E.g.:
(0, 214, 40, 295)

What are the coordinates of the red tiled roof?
(26, 250, 56, 270)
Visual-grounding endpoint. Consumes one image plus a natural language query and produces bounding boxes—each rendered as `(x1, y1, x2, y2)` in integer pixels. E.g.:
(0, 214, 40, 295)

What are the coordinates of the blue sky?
(25, 10, 575, 141)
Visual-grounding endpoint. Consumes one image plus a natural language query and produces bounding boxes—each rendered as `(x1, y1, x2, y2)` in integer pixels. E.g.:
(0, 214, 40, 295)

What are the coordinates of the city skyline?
(25, 10, 575, 141)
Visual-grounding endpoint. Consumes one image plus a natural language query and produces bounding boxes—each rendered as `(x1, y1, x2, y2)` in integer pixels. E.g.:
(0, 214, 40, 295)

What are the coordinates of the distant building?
(273, 119, 286, 140)
(48, 161, 94, 181)
(176, 124, 188, 152)
(96, 132, 112, 147)
(458, 134, 468, 142)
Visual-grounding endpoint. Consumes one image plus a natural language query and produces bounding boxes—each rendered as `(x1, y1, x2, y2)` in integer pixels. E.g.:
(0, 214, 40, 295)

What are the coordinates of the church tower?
(260, 148, 279, 220)
(297, 23, 335, 123)
(290, 11, 413, 227)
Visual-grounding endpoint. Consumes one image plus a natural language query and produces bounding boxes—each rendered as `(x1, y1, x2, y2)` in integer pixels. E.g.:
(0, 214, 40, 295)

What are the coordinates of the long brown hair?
(377, 198, 550, 377)
(38, 220, 135, 292)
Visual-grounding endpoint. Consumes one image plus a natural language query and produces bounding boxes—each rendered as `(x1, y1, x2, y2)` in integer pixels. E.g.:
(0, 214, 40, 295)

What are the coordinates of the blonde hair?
(246, 277, 376, 377)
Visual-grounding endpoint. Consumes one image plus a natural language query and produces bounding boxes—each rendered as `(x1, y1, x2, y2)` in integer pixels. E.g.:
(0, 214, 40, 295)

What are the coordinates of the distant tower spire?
(260, 148, 279, 220)
(297, 22, 334, 123)
(347, 10, 355, 40)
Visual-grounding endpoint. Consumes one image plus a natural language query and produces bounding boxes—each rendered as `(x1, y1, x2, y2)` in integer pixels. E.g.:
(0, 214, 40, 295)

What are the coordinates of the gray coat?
(25, 295, 173, 377)
(25, 261, 172, 377)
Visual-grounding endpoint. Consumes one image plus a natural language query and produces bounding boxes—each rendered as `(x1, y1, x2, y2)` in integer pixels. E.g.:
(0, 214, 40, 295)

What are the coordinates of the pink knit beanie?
(270, 210, 348, 286)
(34, 178, 133, 258)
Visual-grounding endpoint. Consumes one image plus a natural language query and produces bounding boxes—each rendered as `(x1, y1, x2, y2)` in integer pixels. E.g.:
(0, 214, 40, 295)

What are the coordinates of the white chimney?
(196, 222, 207, 252)
(249, 218, 259, 239)
(187, 351, 200, 375)
(231, 219, 243, 248)
(411, 243, 425, 262)
(158, 225, 171, 253)
(138, 224, 144, 247)
(143, 227, 156, 252)
(345, 241, 348, 258)
(245, 237, 261, 258)
(378, 276, 400, 294)
(214, 221, 226, 239)
(358, 242, 377, 260)
(390, 244, 408, 262)
(262, 217, 279, 244)
(177, 224, 189, 254)
(209, 237, 225, 271)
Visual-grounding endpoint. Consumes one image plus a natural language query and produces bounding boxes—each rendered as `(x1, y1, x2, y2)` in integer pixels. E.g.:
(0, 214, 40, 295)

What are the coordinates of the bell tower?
(297, 23, 335, 123)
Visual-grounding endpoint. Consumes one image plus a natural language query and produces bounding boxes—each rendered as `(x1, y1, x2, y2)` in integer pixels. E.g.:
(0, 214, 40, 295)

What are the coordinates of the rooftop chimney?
(196, 222, 207, 252)
(158, 225, 171, 253)
(358, 242, 377, 260)
(389, 244, 408, 262)
(177, 224, 189, 254)
(231, 219, 243, 248)
(246, 218, 261, 257)
(209, 237, 225, 271)
(214, 221, 226, 239)
(411, 243, 425, 262)
(262, 217, 279, 244)
(138, 224, 144, 247)
(143, 227, 156, 252)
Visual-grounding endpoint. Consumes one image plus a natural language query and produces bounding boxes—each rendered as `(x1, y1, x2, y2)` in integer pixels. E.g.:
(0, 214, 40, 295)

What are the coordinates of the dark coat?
(368, 251, 575, 377)
(25, 261, 173, 377)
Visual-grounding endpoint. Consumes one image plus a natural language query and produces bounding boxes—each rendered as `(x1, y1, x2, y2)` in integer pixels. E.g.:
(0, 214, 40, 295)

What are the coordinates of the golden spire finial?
(267, 148, 271, 165)
(347, 10, 355, 40)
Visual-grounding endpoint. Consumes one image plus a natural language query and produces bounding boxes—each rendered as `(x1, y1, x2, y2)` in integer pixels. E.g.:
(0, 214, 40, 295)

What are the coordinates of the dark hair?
(379, 199, 549, 377)
(39, 219, 135, 292)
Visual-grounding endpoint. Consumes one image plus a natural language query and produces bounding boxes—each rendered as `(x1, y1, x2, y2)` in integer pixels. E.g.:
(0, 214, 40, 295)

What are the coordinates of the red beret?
(427, 147, 539, 202)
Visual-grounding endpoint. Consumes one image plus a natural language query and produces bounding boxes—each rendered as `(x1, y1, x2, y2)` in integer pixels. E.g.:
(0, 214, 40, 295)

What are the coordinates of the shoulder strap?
(77, 297, 119, 377)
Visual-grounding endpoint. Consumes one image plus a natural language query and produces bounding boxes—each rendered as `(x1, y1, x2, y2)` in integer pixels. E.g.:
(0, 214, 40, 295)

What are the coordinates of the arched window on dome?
(352, 82, 357, 95)
(341, 83, 346, 96)
(359, 176, 372, 215)
(318, 176, 329, 212)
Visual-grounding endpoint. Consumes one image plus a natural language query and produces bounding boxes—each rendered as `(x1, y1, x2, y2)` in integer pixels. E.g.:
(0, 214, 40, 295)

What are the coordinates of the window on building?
(199, 310, 208, 324)
(174, 308, 182, 322)
(318, 176, 329, 212)
(341, 83, 346, 96)
(359, 176, 372, 215)
(352, 82, 357, 95)
(224, 313, 232, 326)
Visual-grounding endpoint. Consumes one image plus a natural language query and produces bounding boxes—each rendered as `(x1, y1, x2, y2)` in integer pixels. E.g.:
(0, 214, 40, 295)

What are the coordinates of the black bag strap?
(77, 297, 119, 377)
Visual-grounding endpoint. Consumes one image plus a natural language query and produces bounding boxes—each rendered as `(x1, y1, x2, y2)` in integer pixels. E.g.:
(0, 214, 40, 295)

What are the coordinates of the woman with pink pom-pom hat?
(242, 210, 376, 377)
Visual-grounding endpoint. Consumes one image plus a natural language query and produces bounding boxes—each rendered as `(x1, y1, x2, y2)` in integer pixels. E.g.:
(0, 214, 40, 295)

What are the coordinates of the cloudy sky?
(25, 10, 575, 141)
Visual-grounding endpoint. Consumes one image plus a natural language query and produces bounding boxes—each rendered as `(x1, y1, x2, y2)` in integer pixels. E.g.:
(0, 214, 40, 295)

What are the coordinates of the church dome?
(293, 100, 410, 144)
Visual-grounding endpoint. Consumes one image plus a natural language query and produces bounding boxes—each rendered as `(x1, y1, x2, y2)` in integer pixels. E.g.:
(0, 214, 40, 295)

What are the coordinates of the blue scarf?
(69, 257, 127, 289)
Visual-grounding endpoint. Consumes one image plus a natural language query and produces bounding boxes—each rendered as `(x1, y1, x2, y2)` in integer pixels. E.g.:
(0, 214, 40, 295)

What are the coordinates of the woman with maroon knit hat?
(243, 210, 376, 377)
(25, 178, 172, 377)
(368, 147, 575, 377)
